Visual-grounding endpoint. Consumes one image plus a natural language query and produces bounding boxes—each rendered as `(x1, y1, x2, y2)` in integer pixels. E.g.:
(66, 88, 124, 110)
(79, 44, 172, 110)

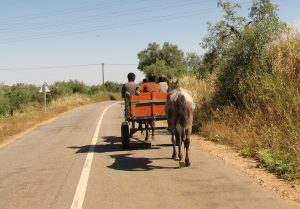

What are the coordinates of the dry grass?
(179, 74, 216, 131)
(0, 93, 120, 144)
(179, 75, 216, 103)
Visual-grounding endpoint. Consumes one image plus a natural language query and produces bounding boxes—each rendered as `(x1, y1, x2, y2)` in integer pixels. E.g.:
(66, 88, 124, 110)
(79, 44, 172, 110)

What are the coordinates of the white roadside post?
(102, 63, 105, 85)
(39, 82, 51, 112)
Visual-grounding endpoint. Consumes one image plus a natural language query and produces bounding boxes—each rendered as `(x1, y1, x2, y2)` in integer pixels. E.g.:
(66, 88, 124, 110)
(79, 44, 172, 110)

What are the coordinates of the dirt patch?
(192, 135, 300, 204)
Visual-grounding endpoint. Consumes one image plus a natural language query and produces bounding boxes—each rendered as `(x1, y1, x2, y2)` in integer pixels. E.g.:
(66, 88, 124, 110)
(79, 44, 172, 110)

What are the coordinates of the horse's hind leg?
(171, 133, 177, 159)
(184, 129, 191, 166)
(176, 132, 184, 167)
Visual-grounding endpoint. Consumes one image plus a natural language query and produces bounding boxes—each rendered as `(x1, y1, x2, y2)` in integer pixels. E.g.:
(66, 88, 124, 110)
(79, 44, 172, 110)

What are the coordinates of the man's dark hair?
(148, 74, 157, 82)
(158, 76, 167, 82)
(127, 72, 136, 82)
(142, 78, 148, 83)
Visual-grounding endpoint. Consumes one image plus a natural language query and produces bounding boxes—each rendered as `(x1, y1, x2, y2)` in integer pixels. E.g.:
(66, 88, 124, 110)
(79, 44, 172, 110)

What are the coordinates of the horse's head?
(167, 79, 179, 92)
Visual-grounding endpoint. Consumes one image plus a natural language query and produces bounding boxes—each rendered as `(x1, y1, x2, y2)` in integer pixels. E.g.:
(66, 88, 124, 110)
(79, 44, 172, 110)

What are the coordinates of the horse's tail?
(175, 93, 193, 138)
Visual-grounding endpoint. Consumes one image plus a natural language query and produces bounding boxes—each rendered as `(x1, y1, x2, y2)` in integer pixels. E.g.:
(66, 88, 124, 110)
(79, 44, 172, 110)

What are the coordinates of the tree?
(185, 52, 209, 79)
(202, 0, 246, 55)
(201, 0, 286, 105)
(0, 85, 10, 116)
(7, 84, 39, 116)
(137, 42, 187, 78)
(250, 0, 279, 22)
(138, 42, 160, 71)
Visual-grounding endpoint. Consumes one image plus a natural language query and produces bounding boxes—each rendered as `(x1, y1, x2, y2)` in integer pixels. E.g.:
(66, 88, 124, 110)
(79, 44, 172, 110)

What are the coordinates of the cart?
(121, 92, 168, 149)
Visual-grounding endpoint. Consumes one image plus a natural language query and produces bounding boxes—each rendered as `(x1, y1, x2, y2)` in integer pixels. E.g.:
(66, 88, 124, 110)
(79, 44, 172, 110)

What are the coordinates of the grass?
(257, 149, 300, 180)
(0, 92, 120, 144)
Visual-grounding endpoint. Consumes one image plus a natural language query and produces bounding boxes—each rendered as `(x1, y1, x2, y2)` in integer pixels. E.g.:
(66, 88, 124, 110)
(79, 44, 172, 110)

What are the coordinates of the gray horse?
(166, 81, 194, 167)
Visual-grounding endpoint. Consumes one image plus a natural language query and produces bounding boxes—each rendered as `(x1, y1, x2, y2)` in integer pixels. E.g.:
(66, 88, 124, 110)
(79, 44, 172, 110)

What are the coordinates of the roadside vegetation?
(194, 0, 300, 180)
(0, 80, 121, 143)
(194, 31, 300, 180)
(137, 0, 299, 180)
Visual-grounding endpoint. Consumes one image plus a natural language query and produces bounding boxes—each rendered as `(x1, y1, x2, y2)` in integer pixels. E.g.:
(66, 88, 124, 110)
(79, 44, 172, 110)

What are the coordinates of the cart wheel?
(121, 122, 130, 149)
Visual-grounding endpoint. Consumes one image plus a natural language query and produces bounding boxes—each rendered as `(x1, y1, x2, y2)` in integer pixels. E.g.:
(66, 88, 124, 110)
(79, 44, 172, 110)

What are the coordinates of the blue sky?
(0, 0, 300, 85)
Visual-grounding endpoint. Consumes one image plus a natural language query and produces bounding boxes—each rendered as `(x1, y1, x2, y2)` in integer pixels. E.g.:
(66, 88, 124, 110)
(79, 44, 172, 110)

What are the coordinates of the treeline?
(0, 80, 121, 117)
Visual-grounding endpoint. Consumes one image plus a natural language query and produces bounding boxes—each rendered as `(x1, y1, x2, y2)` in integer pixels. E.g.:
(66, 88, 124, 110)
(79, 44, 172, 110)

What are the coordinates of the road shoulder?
(192, 135, 300, 205)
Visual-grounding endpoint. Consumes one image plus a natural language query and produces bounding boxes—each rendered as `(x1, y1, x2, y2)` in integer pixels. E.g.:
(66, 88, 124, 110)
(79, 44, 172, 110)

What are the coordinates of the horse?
(166, 80, 194, 167)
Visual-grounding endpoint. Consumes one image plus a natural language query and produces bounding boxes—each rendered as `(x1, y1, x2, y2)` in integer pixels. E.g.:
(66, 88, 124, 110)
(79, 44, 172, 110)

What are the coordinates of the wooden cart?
(121, 92, 167, 149)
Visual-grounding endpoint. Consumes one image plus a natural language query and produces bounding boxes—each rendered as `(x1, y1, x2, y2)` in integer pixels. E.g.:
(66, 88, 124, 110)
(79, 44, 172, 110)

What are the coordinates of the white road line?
(70, 102, 118, 209)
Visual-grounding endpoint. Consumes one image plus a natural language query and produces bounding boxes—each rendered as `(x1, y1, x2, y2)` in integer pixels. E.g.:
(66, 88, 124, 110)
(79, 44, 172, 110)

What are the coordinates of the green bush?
(7, 84, 40, 115)
(50, 80, 88, 99)
(103, 81, 122, 93)
(257, 149, 300, 179)
(239, 148, 255, 158)
(88, 85, 105, 95)
(0, 85, 10, 116)
(202, 0, 286, 106)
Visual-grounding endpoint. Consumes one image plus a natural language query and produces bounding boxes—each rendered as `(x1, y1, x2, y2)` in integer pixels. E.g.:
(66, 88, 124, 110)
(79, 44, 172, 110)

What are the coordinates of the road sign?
(39, 82, 50, 93)
(39, 82, 50, 111)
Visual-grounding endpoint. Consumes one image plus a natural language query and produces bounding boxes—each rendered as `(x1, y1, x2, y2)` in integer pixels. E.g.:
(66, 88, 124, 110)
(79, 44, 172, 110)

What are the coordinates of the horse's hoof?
(179, 161, 185, 167)
(178, 155, 183, 161)
(172, 154, 177, 160)
(185, 161, 191, 167)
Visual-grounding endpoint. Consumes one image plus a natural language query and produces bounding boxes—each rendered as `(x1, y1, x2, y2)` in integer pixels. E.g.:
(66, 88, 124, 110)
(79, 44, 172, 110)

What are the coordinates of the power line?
(0, 0, 212, 24)
(0, 0, 129, 23)
(0, 0, 250, 44)
(0, 9, 215, 44)
(0, 0, 206, 32)
(0, 63, 137, 71)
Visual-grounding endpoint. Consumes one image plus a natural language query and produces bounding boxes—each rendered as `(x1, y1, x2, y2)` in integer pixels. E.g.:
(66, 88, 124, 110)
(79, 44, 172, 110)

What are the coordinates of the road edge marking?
(70, 102, 118, 209)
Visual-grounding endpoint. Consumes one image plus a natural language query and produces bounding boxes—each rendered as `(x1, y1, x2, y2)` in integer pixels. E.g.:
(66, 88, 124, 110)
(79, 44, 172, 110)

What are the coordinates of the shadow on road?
(155, 143, 173, 147)
(67, 136, 178, 171)
(67, 136, 159, 154)
(108, 153, 177, 171)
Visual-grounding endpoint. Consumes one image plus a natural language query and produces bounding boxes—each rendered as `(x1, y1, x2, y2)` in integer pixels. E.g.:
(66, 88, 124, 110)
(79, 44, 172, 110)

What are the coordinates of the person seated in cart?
(136, 74, 161, 139)
(122, 72, 139, 99)
(158, 75, 168, 93)
(122, 72, 139, 118)
(136, 74, 160, 94)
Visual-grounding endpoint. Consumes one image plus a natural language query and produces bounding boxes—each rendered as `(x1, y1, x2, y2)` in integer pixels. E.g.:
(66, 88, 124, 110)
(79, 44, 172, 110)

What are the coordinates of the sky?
(0, 0, 300, 86)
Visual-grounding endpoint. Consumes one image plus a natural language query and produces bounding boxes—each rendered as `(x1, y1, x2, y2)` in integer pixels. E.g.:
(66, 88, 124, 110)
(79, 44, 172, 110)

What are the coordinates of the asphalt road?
(0, 101, 299, 209)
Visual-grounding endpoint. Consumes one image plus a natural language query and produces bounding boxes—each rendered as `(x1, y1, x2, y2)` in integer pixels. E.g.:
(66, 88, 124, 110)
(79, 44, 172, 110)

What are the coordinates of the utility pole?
(102, 63, 104, 85)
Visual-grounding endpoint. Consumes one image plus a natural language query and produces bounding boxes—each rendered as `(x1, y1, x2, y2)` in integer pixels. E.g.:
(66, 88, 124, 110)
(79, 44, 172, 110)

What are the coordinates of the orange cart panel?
(128, 92, 167, 118)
